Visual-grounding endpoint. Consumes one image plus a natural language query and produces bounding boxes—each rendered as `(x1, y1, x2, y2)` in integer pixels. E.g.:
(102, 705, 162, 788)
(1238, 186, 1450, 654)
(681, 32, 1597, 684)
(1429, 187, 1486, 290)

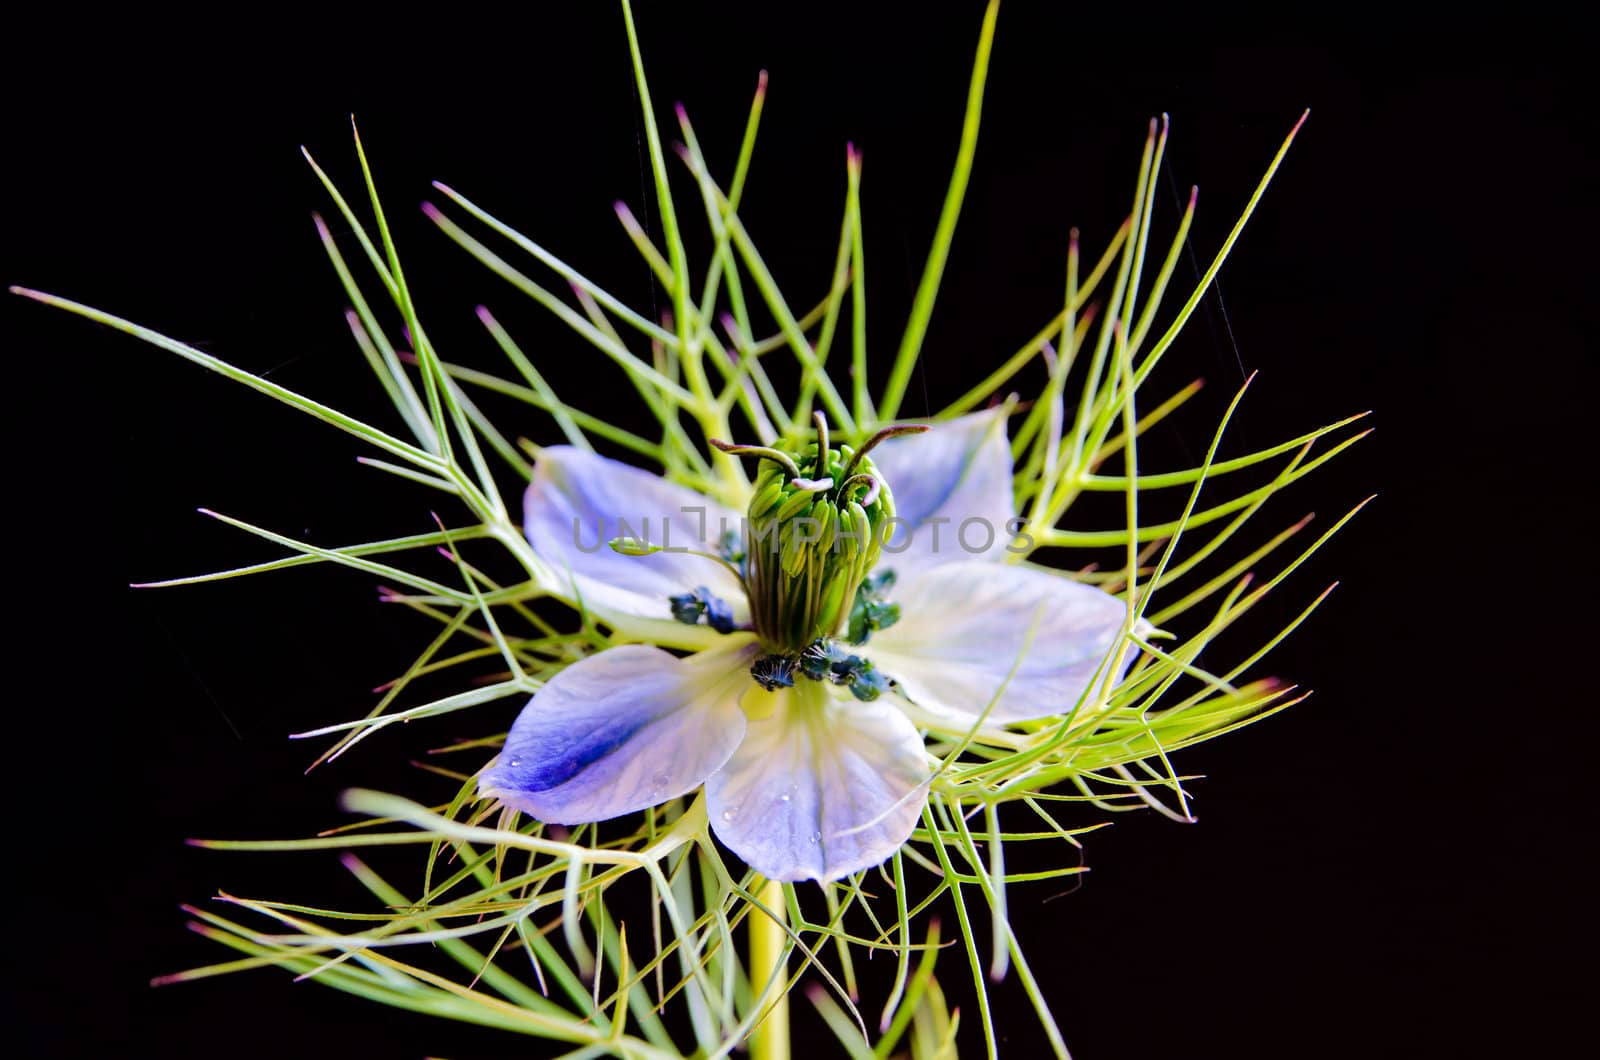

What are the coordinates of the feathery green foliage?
(15, 1, 1363, 1056)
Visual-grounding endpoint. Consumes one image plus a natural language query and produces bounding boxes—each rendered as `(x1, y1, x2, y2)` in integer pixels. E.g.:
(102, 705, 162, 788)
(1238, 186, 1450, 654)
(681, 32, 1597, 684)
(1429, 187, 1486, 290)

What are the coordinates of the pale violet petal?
(858, 560, 1137, 724)
(524, 446, 747, 626)
(480, 638, 756, 824)
(870, 407, 1016, 577)
(707, 685, 928, 882)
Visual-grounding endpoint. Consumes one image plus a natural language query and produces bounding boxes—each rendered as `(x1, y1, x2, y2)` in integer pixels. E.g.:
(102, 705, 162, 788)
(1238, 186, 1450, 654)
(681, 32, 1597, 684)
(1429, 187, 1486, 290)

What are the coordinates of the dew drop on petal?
(809, 831, 821, 844)
(721, 809, 737, 822)
(508, 756, 522, 768)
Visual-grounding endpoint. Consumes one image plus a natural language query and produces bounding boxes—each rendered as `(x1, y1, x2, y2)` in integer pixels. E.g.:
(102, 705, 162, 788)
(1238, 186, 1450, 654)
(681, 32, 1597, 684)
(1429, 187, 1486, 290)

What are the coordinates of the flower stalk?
(749, 879, 791, 1060)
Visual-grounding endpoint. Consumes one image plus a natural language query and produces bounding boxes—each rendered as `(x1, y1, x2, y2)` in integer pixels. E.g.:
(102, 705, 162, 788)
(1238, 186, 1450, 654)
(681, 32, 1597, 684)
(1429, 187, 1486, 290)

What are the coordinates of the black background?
(7, 5, 1592, 1058)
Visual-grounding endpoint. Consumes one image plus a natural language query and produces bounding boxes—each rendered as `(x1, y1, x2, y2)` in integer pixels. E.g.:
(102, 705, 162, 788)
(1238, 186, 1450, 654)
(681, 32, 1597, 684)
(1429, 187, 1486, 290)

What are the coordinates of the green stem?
(750, 879, 790, 1060)
(876, 0, 1000, 423)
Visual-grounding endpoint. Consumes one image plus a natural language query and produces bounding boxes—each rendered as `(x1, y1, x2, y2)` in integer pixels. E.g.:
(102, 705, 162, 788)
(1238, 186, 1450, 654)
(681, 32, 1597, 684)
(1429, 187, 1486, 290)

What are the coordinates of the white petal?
(707, 683, 928, 882)
(524, 446, 747, 628)
(869, 407, 1016, 578)
(480, 638, 756, 824)
(859, 561, 1137, 724)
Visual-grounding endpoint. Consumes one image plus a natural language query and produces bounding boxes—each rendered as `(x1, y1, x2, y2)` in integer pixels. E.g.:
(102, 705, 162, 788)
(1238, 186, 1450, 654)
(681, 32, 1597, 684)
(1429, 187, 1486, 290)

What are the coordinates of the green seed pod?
(817, 576, 850, 642)
(747, 459, 889, 649)
(781, 520, 810, 578)
(774, 487, 818, 523)
(810, 497, 836, 554)
(721, 418, 922, 654)
(749, 475, 787, 521)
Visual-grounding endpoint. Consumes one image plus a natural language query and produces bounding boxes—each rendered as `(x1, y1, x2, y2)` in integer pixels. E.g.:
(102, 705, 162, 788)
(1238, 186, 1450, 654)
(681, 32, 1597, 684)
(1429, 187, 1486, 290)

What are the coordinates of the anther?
(751, 653, 797, 691)
(669, 587, 736, 634)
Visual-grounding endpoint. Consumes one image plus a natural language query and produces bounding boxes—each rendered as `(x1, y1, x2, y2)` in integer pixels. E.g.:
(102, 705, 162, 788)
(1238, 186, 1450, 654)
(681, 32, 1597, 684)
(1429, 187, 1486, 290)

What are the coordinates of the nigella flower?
(481, 408, 1138, 881)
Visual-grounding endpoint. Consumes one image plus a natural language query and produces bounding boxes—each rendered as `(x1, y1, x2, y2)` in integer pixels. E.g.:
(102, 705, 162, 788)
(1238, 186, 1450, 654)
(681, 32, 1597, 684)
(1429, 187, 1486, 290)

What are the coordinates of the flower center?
(713, 416, 926, 655)
(745, 443, 887, 652)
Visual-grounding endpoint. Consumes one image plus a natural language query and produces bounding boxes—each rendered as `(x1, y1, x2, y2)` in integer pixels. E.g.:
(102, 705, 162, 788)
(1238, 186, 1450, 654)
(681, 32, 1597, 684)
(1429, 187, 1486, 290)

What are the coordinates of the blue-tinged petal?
(707, 682, 928, 882)
(524, 446, 748, 628)
(869, 407, 1015, 577)
(858, 560, 1138, 724)
(481, 638, 757, 824)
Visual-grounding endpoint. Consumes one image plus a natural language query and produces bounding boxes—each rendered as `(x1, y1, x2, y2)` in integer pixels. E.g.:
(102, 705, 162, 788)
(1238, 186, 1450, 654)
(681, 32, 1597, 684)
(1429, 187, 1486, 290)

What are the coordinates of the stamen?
(847, 599, 899, 644)
(823, 648, 892, 701)
(812, 412, 829, 476)
(750, 653, 797, 691)
(791, 476, 835, 492)
(844, 660, 890, 702)
(752, 639, 900, 699)
(862, 569, 897, 594)
(613, 538, 745, 582)
(609, 537, 658, 556)
(717, 528, 745, 565)
(838, 424, 930, 483)
(668, 587, 736, 634)
(798, 641, 834, 682)
(846, 568, 900, 644)
(709, 439, 802, 479)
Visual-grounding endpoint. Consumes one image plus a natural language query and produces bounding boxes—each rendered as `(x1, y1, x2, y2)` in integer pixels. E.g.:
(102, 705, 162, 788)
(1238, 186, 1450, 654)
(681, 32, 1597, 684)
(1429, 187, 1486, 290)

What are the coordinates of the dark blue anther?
(751, 653, 798, 691)
(846, 568, 901, 644)
(668, 586, 737, 634)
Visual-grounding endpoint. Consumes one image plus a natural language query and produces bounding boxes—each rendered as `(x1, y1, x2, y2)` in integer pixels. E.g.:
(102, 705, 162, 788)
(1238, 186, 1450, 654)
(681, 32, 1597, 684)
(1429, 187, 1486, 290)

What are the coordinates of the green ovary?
(744, 442, 893, 653)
